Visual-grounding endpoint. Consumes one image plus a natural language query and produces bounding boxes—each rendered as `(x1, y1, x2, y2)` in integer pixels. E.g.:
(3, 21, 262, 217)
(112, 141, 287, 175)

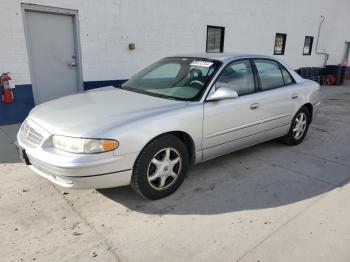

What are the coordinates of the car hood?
(28, 87, 187, 136)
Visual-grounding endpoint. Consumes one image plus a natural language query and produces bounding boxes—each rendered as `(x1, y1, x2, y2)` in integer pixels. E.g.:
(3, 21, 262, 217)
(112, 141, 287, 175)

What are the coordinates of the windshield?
(121, 57, 221, 101)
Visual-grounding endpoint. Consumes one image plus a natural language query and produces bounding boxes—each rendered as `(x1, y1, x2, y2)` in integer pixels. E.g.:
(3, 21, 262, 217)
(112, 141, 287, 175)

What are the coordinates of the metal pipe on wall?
(316, 15, 330, 67)
(342, 41, 350, 66)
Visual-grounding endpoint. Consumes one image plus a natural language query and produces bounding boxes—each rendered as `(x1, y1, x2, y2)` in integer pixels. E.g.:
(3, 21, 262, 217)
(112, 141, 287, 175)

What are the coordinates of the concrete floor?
(1, 84, 350, 262)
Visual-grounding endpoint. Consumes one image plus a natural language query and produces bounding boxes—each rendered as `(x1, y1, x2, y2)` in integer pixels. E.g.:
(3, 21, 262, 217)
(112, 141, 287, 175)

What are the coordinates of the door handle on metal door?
(249, 103, 260, 110)
(68, 61, 78, 68)
(291, 94, 299, 99)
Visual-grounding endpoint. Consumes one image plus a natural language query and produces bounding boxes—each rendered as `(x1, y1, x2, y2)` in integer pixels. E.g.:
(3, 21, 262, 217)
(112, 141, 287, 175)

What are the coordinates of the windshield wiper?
(113, 85, 185, 101)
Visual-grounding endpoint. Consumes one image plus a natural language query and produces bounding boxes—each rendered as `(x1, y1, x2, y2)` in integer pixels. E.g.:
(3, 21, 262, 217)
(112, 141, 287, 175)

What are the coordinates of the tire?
(131, 135, 189, 200)
(281, 107, 311, 146)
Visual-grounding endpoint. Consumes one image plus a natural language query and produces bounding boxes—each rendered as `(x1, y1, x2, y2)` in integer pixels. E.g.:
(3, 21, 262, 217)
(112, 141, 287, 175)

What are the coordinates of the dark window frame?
(204, 58, 296, 101)
(206, 25, 225, 53)
(273, 33, 287, 55)
(303, 36, 314, 55)
(252, 58, 295, 92)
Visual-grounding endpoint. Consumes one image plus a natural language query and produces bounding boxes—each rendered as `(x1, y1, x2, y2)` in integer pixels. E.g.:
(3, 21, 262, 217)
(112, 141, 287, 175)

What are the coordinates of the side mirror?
(207, 86, 238, 101)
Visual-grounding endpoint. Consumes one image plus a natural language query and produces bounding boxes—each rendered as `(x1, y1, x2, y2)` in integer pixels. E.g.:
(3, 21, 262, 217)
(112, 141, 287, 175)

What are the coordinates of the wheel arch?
(302, 103, 313, 122)
(138, 131, 196, 165)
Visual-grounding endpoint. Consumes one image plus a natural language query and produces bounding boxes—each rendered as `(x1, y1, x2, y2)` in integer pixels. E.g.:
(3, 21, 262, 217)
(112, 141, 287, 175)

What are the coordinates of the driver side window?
(215, 59, 255, 96)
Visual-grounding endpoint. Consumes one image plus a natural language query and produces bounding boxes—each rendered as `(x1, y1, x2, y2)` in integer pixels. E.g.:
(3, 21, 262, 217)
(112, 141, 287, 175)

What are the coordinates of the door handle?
(68, 61, 78, 68)
(291, 94, 299, 99)
(249, 103, 260, 110)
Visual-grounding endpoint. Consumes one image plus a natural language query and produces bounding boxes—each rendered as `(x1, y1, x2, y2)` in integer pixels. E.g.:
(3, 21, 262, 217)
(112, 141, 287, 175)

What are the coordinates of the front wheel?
(281, 107, 311, 145)
(131, 135, 189, 200)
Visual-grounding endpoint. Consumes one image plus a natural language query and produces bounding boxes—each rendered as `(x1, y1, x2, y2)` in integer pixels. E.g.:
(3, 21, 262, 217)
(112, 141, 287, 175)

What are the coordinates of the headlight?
(52, 135, 119, 154)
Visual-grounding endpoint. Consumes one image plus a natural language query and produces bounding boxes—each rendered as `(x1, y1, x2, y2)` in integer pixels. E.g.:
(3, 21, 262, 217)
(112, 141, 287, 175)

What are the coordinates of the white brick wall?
(0, 0, 349, 85)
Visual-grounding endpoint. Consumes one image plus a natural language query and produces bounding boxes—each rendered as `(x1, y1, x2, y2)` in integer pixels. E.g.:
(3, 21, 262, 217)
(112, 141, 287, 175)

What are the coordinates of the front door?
(24, 9, 81, 104)
(203, 59, 265, 160)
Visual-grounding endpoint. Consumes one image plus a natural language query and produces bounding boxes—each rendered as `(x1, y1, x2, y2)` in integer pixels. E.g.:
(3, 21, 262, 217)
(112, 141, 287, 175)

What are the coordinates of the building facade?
(0, 0, 349, 124)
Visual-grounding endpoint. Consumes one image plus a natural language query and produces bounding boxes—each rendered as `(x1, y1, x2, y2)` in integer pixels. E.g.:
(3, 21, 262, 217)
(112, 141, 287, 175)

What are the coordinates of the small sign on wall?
(129, 43, 136, 50)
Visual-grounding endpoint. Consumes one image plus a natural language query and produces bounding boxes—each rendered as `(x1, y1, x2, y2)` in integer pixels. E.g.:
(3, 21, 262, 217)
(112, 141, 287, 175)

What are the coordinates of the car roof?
(169, 52, 276, 63)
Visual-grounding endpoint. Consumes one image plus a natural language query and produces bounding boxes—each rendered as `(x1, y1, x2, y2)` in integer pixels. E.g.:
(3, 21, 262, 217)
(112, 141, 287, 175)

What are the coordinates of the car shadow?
(98, 140, 350, 215)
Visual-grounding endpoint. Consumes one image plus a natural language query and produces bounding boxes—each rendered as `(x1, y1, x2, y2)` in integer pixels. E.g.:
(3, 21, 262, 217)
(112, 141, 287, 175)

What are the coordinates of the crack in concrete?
(255, 156, 341, 187)
(50, 184, 121, 262)
(235, 157, 350, 262)
(287, 148, 350, 169)
(315, 115, 350, 125)
(235, 191, 328, 262)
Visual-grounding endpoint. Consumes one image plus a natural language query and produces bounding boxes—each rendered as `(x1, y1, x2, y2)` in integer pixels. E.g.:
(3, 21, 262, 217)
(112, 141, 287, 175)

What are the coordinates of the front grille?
(20, 121, 44, 147)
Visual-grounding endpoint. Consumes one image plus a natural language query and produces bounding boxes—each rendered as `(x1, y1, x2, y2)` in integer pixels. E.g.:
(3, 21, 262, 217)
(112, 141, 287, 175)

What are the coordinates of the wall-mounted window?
(303, 36, 314, 55)
(206, 26, 225, 53)
(274, 33, 287, 55)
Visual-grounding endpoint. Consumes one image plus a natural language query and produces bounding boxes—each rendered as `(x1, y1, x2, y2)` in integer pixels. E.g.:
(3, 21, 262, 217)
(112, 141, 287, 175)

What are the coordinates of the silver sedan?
(17, 53, 321, 199)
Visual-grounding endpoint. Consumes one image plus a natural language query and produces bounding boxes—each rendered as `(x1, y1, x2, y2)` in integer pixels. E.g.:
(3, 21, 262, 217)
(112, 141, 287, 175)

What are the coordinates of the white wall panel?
(0, 0, 349, 84)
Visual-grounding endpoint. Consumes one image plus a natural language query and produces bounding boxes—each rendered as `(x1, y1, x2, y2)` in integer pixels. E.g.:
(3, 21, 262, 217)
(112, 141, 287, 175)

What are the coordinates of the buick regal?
(16, 54, 320, 199)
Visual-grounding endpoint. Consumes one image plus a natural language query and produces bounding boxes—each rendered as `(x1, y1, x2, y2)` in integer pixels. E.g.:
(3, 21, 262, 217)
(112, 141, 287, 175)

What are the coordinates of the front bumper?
(16, 119, 138, 189)
(28, 163, 132, 189)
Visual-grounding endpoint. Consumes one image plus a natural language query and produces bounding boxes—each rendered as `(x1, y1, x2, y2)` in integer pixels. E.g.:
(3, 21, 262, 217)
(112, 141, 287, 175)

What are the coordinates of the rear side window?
(254, 59, 284, 91)
(280, 67, 294, 85)
(215, 59, 255, 96)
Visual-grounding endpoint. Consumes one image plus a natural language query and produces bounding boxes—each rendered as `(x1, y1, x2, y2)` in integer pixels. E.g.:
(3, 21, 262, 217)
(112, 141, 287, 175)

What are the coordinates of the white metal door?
(25, 10, 81, 104)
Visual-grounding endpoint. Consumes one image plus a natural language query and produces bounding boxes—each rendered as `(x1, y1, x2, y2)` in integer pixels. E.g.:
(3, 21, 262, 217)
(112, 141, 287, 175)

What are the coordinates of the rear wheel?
(131, 135, 189, 199)
(281, 107, 311, 145)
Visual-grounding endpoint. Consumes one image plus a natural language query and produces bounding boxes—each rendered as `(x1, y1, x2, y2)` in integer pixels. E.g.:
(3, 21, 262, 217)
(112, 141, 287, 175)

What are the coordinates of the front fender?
(104, 102, 204, 157)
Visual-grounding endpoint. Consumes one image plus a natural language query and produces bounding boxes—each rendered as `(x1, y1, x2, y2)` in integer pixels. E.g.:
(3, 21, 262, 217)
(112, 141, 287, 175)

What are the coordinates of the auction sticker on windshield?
(190, 61, 214, 67)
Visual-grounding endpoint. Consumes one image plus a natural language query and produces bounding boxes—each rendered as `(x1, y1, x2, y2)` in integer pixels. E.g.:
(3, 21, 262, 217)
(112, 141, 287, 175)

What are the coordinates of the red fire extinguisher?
(1, 72, 14, 103)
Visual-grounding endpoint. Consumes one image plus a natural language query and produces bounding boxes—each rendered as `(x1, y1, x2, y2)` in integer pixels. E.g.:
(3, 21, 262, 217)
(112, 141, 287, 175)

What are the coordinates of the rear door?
(251, 59, 298, 133)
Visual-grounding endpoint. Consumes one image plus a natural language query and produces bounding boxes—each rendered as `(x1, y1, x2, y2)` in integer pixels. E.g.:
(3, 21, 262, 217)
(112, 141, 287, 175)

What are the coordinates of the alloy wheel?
(293, 112, 307, 140)
(147, 147, 182, 190)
